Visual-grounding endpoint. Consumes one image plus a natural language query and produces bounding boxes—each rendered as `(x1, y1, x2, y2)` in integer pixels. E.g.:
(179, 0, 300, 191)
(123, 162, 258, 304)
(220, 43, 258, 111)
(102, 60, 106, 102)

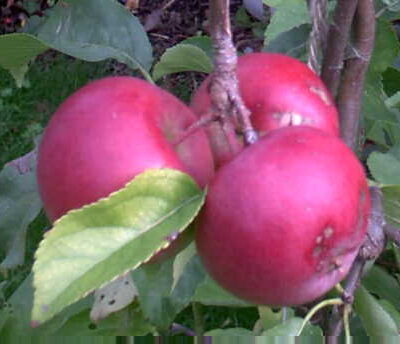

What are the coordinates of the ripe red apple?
(37, 76, 215, 259)
(191, 52, 339, 167)
(196, 126, 370, 306)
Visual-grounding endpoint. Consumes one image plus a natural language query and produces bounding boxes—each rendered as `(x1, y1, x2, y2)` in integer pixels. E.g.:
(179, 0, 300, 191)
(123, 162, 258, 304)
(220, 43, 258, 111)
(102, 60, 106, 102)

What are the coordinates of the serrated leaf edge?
(32, 172, 206, 324)
(50, 168, 200, 228)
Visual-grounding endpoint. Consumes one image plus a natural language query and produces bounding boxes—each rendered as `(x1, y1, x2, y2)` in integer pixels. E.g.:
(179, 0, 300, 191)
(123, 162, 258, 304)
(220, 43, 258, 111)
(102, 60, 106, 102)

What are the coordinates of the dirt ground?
(0, 0, 264, 56)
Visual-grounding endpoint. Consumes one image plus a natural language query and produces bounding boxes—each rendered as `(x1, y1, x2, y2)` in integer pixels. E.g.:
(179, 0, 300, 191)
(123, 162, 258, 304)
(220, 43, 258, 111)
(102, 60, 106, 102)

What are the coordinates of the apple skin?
(196, 126, 370, 307)
(37, 76, 214, 224)
(190, 52, 339, 167)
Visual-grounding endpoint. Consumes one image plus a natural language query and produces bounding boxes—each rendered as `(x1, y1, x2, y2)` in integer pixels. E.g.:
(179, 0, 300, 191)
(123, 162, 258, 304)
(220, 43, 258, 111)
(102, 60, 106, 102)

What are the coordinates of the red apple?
(37, 76, 214, 230)
(191, 52, 339, 167)
(196, 126, 370, 306)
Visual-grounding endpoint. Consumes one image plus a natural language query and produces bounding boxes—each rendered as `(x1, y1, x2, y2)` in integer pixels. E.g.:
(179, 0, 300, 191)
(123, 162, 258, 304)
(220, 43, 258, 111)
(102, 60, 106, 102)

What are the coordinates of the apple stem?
(325, 257, 366, 342)
(208, 0, 258, 146)
(325, 186, 386, 341)
(320, 0, 359, 97)
(336, 0, 375, 152)
(172, 113, 218, 146)
(307, 0, 329, 74)
(297, 298, 344, 336)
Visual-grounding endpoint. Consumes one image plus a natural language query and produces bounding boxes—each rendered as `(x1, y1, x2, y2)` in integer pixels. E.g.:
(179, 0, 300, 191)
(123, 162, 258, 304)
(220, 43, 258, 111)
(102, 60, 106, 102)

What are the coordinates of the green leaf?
(264, 24, 310, 60)
(379, 300, 400, 330)
(3, 274, 91, 336)
(0, 150, 42, 272)
(0, 33, 48, 87)
(393, 243, 400, 271)
(0, 333, 116, 344)
(369, 19, 400, 74)
(152, 44, 213, 81)
(132, 260, 174, 330)
(0, 306, 12, 334)
(193, 275, 253, 307)
(263, 0, 310, 43)
(169, 248, 206, 311)
(367, 151, 400, 185)
(32, 168, 206, 325)
(381, 185, 400, 226)
(381, 0, 400, 13)
(172, 242, 197, 289)
(181, 36, 213, 59)
(383, 67, 400, 96)
(205, 328, 254, 336)
(362, 265, 400, 311)
(385, 91, 400, 109)
(261, 317, 323, 340)
(354, 285, 399, 337)
(362, 73, 400, 147)
(132, 244, 206, 329)
(236, 6, 254, 28)
(348, 314, 370, 343)
(258, 306, 295, 331)
(25, 0, 153, 77)
(2, 273, 152, 337)
(55, 303, 153, 336)
(363, 19, 400, 146)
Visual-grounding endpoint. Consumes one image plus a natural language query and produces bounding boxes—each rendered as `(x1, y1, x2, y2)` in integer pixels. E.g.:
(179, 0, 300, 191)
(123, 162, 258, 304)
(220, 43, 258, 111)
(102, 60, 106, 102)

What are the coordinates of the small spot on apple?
(315, 235, 323, 245)
(280, 112, 295, 126)
(313, 245, 323, 257)
(273, 112, 309, 127)
(316, 261, 324, 272)
(328, 258, 342, 272)
(291, 113, 304, 126)
(324, 227, 334, 239)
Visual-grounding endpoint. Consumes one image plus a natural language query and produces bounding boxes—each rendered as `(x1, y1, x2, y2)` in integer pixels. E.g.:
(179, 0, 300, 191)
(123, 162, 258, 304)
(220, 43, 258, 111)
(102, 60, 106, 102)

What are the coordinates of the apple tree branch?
(208, 0, 258, 146)
(326, 186, 386, 341)
(321, 0, 359, 97)
(336, 0, 375, 151)
(307, 0, 329, 73)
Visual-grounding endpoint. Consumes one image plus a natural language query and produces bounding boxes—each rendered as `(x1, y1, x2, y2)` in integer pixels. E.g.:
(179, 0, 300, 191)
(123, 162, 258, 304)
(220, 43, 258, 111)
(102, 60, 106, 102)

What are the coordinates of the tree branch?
(336, 0, 376, 151)
(209, 0, 258, 146)
(325, 186, 386, 341)
(307, 0, 329, 74)
(326, 256, 366, 343)
(320, 0, 359, 96)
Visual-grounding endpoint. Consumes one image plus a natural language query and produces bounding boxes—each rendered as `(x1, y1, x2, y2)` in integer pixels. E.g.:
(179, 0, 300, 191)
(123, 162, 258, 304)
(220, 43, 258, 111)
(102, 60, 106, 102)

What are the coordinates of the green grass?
(0, 54, 116, 303)
(0, 54, 115, 168)
(0, 55, 115, 298)
(175, 304, 259, 333)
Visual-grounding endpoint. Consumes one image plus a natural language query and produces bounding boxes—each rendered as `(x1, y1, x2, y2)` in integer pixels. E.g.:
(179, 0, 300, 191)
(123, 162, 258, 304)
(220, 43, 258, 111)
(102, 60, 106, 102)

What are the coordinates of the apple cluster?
(192, 53, 370, 306)
(37, 52, 370, 307)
